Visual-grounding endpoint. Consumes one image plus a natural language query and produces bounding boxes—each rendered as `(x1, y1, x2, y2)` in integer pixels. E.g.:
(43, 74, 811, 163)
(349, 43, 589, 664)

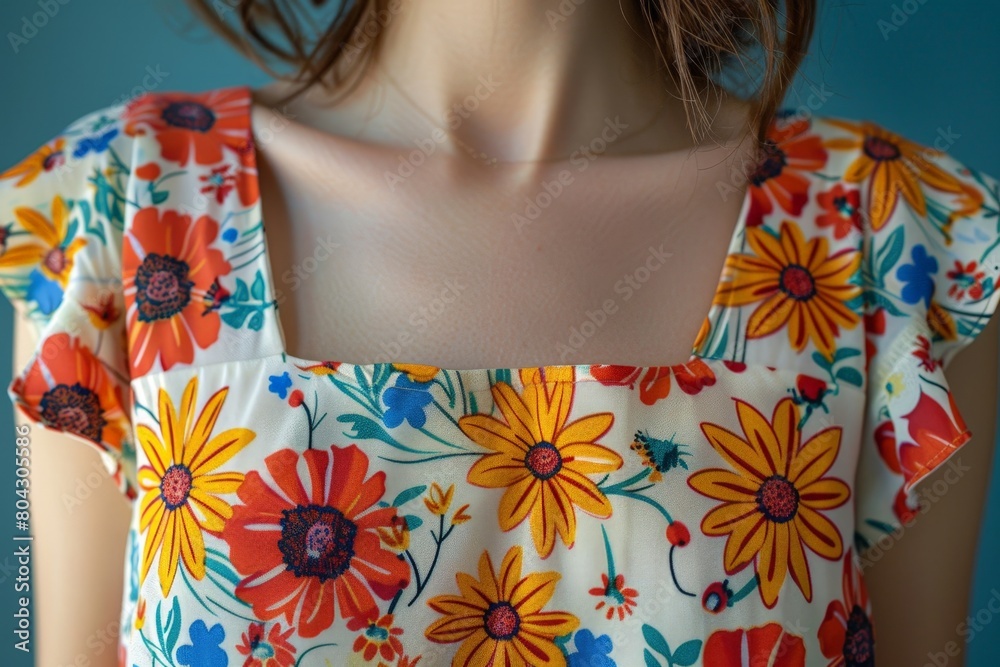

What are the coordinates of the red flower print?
(349, 613, 404, 662)
(200, 165, 238, 204)
(704, 622, 806, 666)
(590, 359, 715, 406)
(671, 358, 717, 394)
(816, 184, 863, 239)
(134, 162, 161, 181)
(123, 207, 231, 376)
(723, 360, 747, 373)
(746, 116, 828, 227)
(873, 420, 901, 475)
(122, 88, 250, 167)
(236, 622, 296, 667)
(947, 260, 986, 301)
(591, 364, 672, 405)
(893, 486, 920, 526)
(818, 549, 875, 667)
(912, 335, 941, 372)
(220, 444, 411, 637)
(666, 521, 690, 547)
(899, 390, 971, 490)
(863, 308, 886, 373)
(796, 374, 828, 405)
(589, 572, 639, 620)
(198, 160, 259, 208)
(702, 580, 734, 614)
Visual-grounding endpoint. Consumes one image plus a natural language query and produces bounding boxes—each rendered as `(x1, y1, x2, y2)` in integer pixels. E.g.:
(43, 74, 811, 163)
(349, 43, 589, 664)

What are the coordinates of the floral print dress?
(1, 85, 998, 667)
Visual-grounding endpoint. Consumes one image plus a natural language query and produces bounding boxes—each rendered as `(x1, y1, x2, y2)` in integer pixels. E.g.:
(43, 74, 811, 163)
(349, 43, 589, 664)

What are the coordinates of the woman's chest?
(256, 146, 748, 369)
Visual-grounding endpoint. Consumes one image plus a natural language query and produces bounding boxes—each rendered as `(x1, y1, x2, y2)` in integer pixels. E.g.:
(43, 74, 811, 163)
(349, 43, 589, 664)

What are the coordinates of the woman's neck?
(254, 0, 754, 164)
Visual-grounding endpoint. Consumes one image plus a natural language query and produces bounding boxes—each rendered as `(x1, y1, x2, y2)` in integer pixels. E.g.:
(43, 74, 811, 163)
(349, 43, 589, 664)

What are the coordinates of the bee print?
(630, 429, 691, 482)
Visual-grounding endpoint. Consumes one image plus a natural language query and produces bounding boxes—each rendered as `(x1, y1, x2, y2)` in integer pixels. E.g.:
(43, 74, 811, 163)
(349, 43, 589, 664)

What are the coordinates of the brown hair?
(186, 0, 815, 145)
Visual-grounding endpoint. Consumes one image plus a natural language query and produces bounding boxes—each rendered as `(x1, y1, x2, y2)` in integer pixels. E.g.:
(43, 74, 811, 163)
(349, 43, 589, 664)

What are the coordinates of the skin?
(16, 1, 998, 664)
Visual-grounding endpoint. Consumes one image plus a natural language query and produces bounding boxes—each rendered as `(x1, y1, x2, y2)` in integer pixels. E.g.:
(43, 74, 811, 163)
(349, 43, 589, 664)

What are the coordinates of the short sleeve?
(853, 123, 1000, 550)
(0, 104, 136, 501)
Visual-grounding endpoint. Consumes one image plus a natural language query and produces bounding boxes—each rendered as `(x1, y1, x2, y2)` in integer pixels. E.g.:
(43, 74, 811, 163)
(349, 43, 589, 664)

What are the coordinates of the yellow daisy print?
(0, 137, 65, 187)
(136, 376, 254, 596)
(458, 366, 622, 558)
(688, 396, 851, 608)
(824, 119, 979, 231)
(2, 195, 86, 287)
(715, 219, 862, 361)
(425, 545, 580, 666)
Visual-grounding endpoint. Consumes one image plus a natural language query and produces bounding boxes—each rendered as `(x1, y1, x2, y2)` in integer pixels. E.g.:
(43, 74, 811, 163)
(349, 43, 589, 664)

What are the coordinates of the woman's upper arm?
(13, 311, 131, 667)
(864, 309, 999, 666)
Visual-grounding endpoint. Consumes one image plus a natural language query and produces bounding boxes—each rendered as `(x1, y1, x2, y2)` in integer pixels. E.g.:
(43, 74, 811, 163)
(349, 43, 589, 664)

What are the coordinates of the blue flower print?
(176, 620, 227, 667)
(568, 629, 616, 667)
(897, 244, 938, 307)
(72, 127, 119, 158)
(382, 374, 433, 429)
(26, 268, 63, 315)
(268, 372, 293, 399)
(221, 227, 239, 243)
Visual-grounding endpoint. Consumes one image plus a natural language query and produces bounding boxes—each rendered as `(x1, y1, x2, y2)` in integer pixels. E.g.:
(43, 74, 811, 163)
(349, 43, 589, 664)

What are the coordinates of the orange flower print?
(236, 621, 296, 667)
(824, 119, 979, 231)
(137, 376, 254, 596)
(123, 207, 231, 376)
(122, 88, 250, 167)
(688, 397, 850, 608)
(349, 613, 404, 663)
(746, 115, 828, 227)
(0, 137, 65, 187)
(458, 367, 622, 558)
(425, 545, 580, 666)
(2, 195, 86, 289)
(714, 220, 862, 360)
(220, 444, 410, 638)
(704, 622, 806, 666)
(818, 550, 875, 667)
(9, 333, 129, 457)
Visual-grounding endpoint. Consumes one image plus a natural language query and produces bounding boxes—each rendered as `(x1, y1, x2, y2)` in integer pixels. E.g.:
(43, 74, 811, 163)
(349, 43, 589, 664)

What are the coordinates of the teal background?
(0, 0, 997, 664)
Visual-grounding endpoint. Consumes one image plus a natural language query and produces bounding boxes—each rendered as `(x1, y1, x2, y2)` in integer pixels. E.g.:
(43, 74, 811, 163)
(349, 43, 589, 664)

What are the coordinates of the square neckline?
(244, 85, 755, 381)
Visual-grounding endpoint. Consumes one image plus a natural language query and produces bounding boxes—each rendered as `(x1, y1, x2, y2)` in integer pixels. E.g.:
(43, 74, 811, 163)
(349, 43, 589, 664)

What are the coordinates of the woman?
(3, 1, 998, 665)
